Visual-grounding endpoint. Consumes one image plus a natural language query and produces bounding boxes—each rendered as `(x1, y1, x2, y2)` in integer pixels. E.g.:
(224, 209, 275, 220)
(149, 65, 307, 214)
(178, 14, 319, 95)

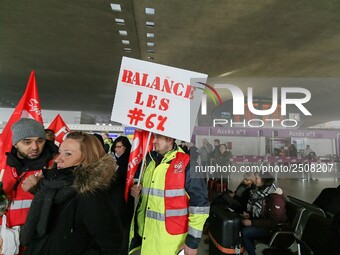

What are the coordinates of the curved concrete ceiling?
(0, 0, 339, 127)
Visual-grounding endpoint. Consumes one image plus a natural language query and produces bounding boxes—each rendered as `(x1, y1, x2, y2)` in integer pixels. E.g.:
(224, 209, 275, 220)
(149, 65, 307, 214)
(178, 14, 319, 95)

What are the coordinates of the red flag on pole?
(48, 114, 71, 146)
(124, 129, 154, 201)
(0, 71, 43, 177)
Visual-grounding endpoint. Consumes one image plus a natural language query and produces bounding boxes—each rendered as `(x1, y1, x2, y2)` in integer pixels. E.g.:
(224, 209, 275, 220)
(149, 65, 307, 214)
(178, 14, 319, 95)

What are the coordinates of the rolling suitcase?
(209, 205, 243, 255)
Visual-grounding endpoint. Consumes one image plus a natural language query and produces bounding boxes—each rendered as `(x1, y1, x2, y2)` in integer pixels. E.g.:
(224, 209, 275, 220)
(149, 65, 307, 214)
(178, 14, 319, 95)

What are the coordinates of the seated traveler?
(242, 173, 287, 255)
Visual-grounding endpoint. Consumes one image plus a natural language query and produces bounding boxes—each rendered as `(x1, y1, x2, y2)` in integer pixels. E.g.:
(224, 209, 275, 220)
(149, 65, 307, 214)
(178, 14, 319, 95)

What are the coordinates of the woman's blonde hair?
(65, 131, 106, 165)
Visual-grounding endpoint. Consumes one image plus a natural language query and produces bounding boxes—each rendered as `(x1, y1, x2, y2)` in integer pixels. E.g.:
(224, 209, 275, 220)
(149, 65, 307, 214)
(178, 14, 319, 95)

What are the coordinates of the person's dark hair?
(258, 172, 275, 188)
(45, 129, 56, 142)
(93, 133, 105, 149)
(112, 136, 131, 153)
(44, 129, 54, 134)
(220, 144, 227, 150)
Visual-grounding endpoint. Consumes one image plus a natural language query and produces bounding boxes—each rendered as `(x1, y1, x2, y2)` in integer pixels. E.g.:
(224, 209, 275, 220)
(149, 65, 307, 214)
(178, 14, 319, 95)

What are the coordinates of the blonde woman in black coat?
(21, 131, 122, 255)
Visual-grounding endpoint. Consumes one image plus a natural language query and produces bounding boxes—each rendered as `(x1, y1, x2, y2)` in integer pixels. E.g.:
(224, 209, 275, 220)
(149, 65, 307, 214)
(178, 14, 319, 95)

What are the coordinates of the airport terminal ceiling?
(0, 0, 340, 127)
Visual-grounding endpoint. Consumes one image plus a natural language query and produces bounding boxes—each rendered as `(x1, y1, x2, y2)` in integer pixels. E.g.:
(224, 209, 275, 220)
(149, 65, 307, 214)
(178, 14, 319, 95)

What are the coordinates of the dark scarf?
(247, 182, 277, 218)
(20, 166, 77, 245)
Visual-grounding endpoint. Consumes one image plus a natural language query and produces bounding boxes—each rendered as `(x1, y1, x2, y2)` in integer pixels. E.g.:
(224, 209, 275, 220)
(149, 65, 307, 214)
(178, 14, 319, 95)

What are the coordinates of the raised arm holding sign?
(111, 57, 207, 142)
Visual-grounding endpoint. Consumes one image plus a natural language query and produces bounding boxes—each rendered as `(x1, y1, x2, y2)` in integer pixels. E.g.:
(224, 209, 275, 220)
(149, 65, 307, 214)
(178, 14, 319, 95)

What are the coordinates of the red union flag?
(124, 129, 154, 201)
(0, 71, 43, 178)
(48, 114, 71, 146)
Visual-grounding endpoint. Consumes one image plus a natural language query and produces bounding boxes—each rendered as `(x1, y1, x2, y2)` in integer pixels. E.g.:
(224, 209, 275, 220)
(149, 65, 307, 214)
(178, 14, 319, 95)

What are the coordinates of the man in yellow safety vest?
(129, 133, 209, 255)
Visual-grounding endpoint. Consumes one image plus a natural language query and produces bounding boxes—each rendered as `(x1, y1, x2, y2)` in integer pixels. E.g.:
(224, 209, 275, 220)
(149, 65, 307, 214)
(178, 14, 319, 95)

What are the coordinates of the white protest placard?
(111, 57, 208, 142)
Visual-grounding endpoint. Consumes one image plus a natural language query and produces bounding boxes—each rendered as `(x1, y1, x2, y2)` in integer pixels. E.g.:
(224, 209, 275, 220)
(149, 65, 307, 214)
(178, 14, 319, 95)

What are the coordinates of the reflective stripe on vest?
(164, 152, 190, 235)
(146, 208, 188, 220)
(166, 208, 188, 217)
(142, 188, 186, 198)
(189, 206, 210, 214)
(188, 226, 203, 238)
(10, 199, 32, 210)
(142, 187, 164, 197)
(165, 189, 186, 197)
(146, 210, 165, 221)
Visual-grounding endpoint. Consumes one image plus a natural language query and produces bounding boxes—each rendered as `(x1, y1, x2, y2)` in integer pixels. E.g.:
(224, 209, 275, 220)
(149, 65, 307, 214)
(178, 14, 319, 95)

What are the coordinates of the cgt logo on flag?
(27, 98, 42, 116)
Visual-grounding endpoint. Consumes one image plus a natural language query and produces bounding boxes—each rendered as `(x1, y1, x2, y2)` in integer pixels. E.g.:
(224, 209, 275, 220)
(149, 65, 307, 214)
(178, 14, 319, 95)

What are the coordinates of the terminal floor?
(198, 177, 340, 255)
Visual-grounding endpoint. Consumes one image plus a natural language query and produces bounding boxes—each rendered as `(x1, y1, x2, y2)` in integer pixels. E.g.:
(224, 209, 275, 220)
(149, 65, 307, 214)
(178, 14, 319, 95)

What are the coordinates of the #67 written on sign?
(111, 57, 208, 142)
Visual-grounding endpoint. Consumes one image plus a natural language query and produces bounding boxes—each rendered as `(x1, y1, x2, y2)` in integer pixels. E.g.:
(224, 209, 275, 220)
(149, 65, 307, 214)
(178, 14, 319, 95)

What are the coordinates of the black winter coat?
(22, 155, 122, 255)
(110, 151, 134, 228)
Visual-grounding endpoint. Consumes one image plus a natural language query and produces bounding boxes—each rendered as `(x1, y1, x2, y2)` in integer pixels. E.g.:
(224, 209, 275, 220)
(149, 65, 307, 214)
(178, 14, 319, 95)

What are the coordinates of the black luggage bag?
(209, 205, 243, 255)
(208, 178, 228, 202)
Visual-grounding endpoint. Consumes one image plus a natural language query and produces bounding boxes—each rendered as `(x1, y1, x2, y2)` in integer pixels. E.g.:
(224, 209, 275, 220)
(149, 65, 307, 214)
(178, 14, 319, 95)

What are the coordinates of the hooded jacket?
(251, 188, 287, 230)
(21, 154, 122, 255)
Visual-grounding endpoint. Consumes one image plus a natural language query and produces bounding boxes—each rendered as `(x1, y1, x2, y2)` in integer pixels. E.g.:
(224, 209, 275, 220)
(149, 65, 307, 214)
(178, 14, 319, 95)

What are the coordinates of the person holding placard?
(129, 134, 209, 255)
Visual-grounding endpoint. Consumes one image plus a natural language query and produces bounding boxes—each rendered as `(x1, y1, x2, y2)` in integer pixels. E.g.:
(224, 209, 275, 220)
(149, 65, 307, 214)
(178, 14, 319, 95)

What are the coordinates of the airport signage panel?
(194, 126, 337, 139)
(124, 126, 136, 135)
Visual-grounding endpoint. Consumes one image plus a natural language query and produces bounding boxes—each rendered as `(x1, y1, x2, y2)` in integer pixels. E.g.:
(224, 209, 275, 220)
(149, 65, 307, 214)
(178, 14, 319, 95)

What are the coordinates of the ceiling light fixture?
(146, 21, 155, 27)
(147, 42, 154, 47)
(145, 21, 155, 28)
(119, 30, 128, 36)
(115, 18, 125, 25)
(122, 40, 130, 45)
(145, 8, 155, 15)
(147, 49, 155, 53)
(147, 33, 154, 38)
(110, 3, 122, 12)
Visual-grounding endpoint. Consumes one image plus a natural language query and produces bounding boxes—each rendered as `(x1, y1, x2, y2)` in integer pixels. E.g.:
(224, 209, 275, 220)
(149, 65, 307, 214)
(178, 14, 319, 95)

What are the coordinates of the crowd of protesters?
(0, 119, 210, 255)
(0, 120, 339, 255)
